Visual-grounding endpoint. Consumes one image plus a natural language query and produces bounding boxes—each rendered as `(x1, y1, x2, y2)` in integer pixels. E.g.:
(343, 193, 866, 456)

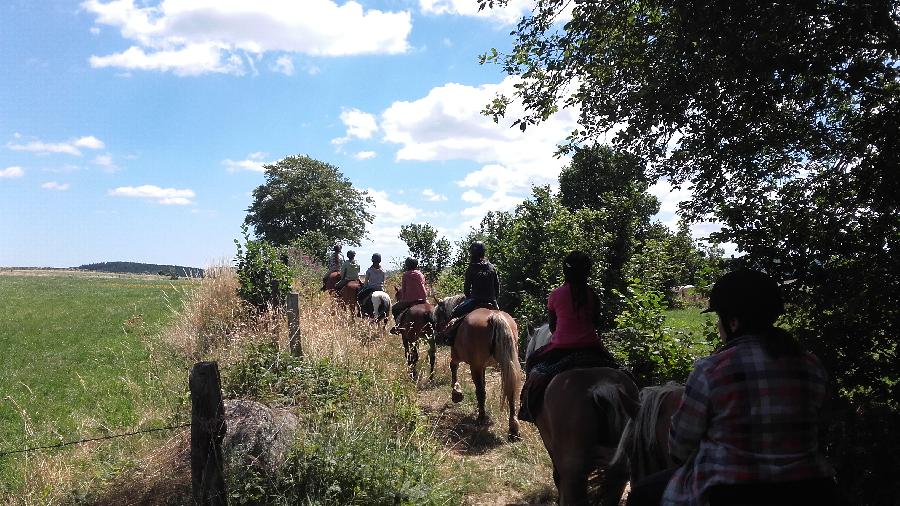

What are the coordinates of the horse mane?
(435, 294, 465, 320)
(526, 323, 552, 359)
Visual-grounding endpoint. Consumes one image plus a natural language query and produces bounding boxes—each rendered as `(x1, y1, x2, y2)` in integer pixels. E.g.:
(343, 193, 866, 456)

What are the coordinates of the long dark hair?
(563, 251, 594, 315)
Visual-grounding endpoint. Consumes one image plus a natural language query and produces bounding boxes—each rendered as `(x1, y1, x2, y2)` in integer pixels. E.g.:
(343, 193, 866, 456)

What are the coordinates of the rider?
(356, 253, 386, 304)
(439, 241, 500, 342)
(321, 243, 344, 291)
(518, 251, 619, 422)
(334, 250, 360, 290)
(626, 270, 838, 506)
(389, 257, 428, 334)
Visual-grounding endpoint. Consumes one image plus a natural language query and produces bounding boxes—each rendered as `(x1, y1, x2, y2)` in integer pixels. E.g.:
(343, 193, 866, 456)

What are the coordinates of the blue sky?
(0, 0, 702, 269)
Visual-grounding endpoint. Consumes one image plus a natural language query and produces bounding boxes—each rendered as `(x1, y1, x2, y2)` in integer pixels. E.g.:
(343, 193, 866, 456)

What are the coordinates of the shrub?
(234, 225, 294, 311)
(607, 278, 695, 385)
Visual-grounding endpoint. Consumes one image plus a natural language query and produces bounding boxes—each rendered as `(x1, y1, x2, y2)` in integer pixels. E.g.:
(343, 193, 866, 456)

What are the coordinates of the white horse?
(368, 290, 392, 323)
(527, 323, 553, 358)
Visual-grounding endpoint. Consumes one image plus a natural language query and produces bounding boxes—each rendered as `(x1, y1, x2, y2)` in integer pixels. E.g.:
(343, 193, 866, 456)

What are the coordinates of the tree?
(245, 156, 373, 255)
(398, 223, 452, 280)
(485, 2, 900, 501)
(558, 145, 660, 309)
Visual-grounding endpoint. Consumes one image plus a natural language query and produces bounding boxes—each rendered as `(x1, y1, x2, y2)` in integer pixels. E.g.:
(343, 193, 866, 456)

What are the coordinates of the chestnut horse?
(526, 324, 640, 505)
(434, 295, 524, 441)
(601, 382, 684, 506)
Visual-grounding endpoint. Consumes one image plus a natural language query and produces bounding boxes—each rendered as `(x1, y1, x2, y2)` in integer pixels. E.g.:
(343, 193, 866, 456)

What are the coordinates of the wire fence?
(0, 421, 192, 459)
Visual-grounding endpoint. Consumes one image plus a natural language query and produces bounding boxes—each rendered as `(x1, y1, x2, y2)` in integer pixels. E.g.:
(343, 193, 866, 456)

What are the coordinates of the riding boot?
(390, 309, 410, 335)
(439, 317, 462, 345)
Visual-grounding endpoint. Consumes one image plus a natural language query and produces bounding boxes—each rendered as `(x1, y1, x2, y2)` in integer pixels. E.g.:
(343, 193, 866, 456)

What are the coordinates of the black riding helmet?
(347, 250, 356, 260)
(371, 253, 382, 264)
(469, 241, 486, 261)
(703, 270, 784, 327)
(404, 257, 418, 270)
(333, 243, 342, 252)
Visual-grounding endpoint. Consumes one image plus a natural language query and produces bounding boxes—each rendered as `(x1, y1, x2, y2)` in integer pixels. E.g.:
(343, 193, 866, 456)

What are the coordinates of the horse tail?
(629, 383, 684, 480)
(489, 312, 523, 409)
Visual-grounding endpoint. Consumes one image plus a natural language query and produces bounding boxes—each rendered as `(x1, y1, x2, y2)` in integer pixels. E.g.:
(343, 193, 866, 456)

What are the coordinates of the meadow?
(0, 271, 191, 500)
(0, 269, 712, 504)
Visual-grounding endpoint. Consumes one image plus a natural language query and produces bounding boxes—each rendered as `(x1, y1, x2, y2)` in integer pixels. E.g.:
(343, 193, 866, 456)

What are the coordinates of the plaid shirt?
(662, 335, 834, 506)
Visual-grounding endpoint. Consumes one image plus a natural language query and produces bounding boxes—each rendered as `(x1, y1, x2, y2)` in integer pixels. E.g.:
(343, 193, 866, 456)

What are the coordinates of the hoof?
(508, 431, 522, 443)
(451, 390, 464, 403)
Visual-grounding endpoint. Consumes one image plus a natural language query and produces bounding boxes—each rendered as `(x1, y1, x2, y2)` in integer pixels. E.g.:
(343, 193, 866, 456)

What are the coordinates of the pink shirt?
(399, 270, 427, 302)
(545, 283, 601, 350)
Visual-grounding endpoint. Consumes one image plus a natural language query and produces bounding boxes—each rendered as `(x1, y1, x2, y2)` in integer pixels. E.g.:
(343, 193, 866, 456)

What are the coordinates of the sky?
(0, 0, 719, 269)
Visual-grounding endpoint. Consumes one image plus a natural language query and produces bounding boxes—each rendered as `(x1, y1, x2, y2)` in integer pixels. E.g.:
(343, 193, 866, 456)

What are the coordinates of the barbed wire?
(0, 422, 192, 458)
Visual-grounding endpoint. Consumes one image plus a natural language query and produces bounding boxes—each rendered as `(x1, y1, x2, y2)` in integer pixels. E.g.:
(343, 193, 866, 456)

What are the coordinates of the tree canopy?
(398, 223, 451, 279)
(244, 155, 373, 255)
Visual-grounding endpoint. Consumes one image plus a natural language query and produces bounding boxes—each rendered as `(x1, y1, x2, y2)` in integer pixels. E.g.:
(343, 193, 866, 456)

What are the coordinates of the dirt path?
(413, 347, 557, 505)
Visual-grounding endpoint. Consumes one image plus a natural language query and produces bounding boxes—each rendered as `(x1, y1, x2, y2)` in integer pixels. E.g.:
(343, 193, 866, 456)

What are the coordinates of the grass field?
(0, 271, 191, 498)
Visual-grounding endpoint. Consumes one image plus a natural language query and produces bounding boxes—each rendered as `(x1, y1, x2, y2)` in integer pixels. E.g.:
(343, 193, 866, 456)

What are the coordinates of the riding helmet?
(404, 257, 419, 270)
(347, 250, 356, 259)
(469, 241, 486, 259)
(371, 253, 382, 264)
(703, 269, 784, 325)
(333, 243, 342, 251)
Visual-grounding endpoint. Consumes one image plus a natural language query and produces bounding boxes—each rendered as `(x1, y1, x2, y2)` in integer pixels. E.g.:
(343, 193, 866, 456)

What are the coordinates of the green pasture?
(0, 272, 191, 495)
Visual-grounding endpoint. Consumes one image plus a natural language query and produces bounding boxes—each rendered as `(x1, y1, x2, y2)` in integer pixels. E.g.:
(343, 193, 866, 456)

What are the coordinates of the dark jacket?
(464, 260, 500, 303)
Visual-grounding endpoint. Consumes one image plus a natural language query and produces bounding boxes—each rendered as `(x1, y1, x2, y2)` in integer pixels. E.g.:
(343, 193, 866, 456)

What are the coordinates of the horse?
(394, 287, 436, 381)
(359, 290, 392, 333)
(525, 324, 640, 505)
(433, 295, 524, 441)
(332, 279, 361, 311)
(600, 382, 684, 506)
(324, 271, 341, 291)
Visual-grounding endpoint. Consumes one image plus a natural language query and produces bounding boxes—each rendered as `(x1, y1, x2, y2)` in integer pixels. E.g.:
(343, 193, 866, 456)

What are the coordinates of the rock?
(222, 399, 299, 474)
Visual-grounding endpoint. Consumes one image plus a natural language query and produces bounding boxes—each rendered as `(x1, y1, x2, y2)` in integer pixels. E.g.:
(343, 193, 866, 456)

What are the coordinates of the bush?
(607, 278, 695, 386)
(234, 225, 294, 311)
(222, 343, 459, 505)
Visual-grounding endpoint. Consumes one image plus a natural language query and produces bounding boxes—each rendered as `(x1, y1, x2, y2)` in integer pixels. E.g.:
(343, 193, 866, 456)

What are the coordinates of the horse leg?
(402, 334, 416, 381)
(427, 337, 436, 382)
(471, 366, 487, 423)
(450, 360, 463, 403)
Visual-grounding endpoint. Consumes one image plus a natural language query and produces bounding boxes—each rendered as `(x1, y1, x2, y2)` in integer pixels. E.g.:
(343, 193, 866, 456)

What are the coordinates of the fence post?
(287, 291, 303, 357)
(190, 361, 228, 505)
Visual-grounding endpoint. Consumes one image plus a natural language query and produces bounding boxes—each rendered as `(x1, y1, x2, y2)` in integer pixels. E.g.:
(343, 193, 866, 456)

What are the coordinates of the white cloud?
(0, 166, 24, 178)
(422, 188, 447, 201)
(41, 181, 70, 191)
(461, 190, 485, 203)
(83, 0, 412, 75)
(354, 151, 376, 160)
(419, 0, 532, 24)
(92, 153, 119, 172)
(223, 152, 269, 172)
(7, 135, 106, 156)
(90, 26, 101, 35)
(341, 108, 378, 139)
(109, 184, 195, 205)
(367, 188, 419, 224)
(273, 55, 294, 76)
(73, 136, 105, 149)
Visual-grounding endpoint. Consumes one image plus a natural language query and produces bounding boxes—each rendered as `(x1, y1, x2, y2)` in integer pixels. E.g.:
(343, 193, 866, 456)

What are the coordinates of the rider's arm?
(548, 309, 557, 333)
(463, 265, 473, 298)
(669, 361, 711, 464)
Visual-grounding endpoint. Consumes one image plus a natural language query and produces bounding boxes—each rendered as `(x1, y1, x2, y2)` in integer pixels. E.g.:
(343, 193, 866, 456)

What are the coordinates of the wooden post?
(287, 291, 302, 357)
(190, 361, 228, 505)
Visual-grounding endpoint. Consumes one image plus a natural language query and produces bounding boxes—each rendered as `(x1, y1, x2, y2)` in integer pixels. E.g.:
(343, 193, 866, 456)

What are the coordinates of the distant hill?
(77, 262, 204, 278)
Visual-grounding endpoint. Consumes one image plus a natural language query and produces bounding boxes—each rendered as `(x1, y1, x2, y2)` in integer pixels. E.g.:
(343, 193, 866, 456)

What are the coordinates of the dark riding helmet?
(404, 257, 418, 270)
(347, 250, 356, 259)
(371, 253, 382, 264)
(703, 270, 784, 326)
(469, 241, 486, 260)
(333, 243, 342, 251)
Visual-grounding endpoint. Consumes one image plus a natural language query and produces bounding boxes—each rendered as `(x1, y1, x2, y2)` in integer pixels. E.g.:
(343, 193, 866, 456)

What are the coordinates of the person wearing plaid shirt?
(627, 270, 839, 506)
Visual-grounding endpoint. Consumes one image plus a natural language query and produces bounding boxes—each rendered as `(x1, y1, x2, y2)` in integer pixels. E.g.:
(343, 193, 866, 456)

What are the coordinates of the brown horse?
(337, 279, 361, 310)
(601, 383, 685, 506)
(526, 324, 640, 505)
(324, 271, 340, 291)
(394, 298, 436, 381)
(434, 295, 524, 441)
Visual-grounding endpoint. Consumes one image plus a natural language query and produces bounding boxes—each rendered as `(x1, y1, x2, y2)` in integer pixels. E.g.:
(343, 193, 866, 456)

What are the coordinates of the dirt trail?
(412, 346, 557, 505)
